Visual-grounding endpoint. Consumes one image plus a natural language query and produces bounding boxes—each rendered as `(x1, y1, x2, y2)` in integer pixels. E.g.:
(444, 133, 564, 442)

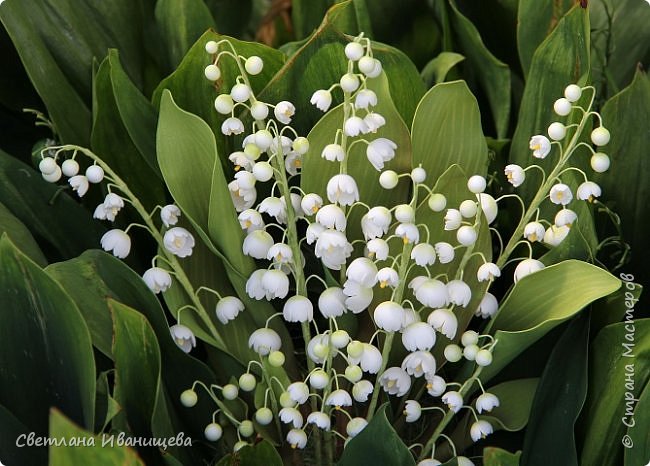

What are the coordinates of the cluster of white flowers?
(176, 35, 511, 460)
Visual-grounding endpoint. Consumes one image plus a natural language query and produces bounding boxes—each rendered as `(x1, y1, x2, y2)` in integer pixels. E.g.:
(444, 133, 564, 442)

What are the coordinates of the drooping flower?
(245, 269, 267, 300)
(301, 193, 323, 215)
(346, 257, 379, 288)
(366, 238, 389, 260)
(242, 230, 274, 259)
(555, 208, 578, 227)
(321, 143, 346, 162)
(282, 295, 314, 323)
(325, 389, 353, 408)
(470, 420, 494, 442)
(349, 343, 383, 374)
(318, 287, 347, 318)
(402, 322, 436, 351)
(414, 279, 448, 308)
(228, 180, 256, 212)
(523, 221, 546, 242)
(543, 224, 570, 246)
(477, 263, 501, 282)
(142, 267, 172, 294)
(215, 296, 245, 324)
(425, 374, 447, 397)
(366, 138, 397, 170)
(316, 204, 347, 231)
(346, 417, 368, 437)
(343, 281, 374, 313)
(441, 391, 463, 412)
(287, 382, 310, 404)
(427, 308, 458, 339)
(434, 242, 455, 263)
(395, 223, 419, 244)
(411, 243, 436, 266)
(307, 412, 331, 430)
(315, 229, 353, 270)
(379, 367, 411, 396)
(310, 89, 332, 112)
(326, 174, 360, 206)
(549, 183, 573, 205)
(529, 135, 551, 158)
(248, 327, 281, 355)
(100, 229, 131, 258)
(68, 175, 89, 197)
(401, 351, 436, 378)
(267, 243, 293, 264)
(274, 101, 295, 124)
(361, 206, 391, 239)
(261, 269, 290, 299)
(504, 164, 525, 187)
(373, 301, 405, 332)
(376, 267, 399, 289)
(444, 209, 463, 230)
(478, 193, 498, 224)
(286, 429, 307, 449)
(279, 408, 304, 428)
(355, 89, 377, 109)
(475, 392, 500, 413)
(513, 258, 545, 282)
(476, 292, 498, 319)
(364, 112, 386, 132)
(170, 324, 196, 353)
(404, 400, 422, 422)
(352, 380, 374, 402)
(576, 181, 602, 202)
(221, 117, 245, 135)
(344, 116, 369, 137)
(238, 209, 264, 232)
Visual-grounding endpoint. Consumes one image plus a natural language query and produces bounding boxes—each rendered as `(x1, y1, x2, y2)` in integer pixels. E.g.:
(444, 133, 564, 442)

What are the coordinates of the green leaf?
(337, 404, 415, 466)
(216, 440, 283, 466)
(521, 313, 590, 466)
(204, 0, 253, 37)
(0, 150, 105, 260)
(420, 51, 465, 87)
(445, 0, 511, 138)
(509, 6, 590, 200)
(95, 371, 121, 433)
(483, 260, 620, 381)
(590, 0, 650, 99)
(0, 200, 47, 267)
(517, 0, 574, 77)
(411, 80, 489, 182)
(154, 0, 216, 70)
(580, 319, 650, 466)
(483, 447, 522, 466)
(624, 378, 650, 466)
(302, 71, 412, 242)
(110, 300, 162, 464)
(49, 409, 144, 466)
(482, 378, 539, 432)
(292, 0, 334, 39)
(595, 69, 650, 301)
(0, 0, 153, 144)
(0, 404, 45, 465)
(92, 52, 164, 209)
(0, 235, 95, 432)
(259, 1, 425, 131)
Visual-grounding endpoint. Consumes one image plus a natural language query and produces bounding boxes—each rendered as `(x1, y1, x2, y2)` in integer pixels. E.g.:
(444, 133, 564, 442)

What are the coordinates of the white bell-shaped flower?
(350, 343, 383, 374)
(301, 193, 323, 215)
(476, 292, 498, 319)
(366, 238, 389, 260)
(325, 389, 353, 408)
(434, 242, 455, 263)
(414, 279, 449, 308)
(529, 135, 551, 158)
(447, 280, 472, 307)
(318, 287, 347, 318)
(69, 175, 89, 197)
(307, 412, 331, 430)
(286, 429, 307, 449)
(504, 164, 525, 187)
(478, 193, 498, 224)
(470, 420, 494, 442)
(142, 267, 172, 294)
(346, 417, 368, 437)
(316, 204, 347, 231)
(427, 308, 458, 339)
(245, 270, 267, 300)
(475, 392, 500, 413)
(229, 151, 254, 171)
(267, 243, 293, 264)
(221, 117, 245, 135)
(279, 407, 304, 428)
(514, 258, 545, 282)
(274, 101, 295, 124)
(523, 221, 546, 242)
(395, 223, 419, 244)
(364, 112, 386, 132)
(355, 89, 377, 109)
(477, 262, 501, 282)
(344, 116, 369, 136)
(326, 174, 360, 206)
(170, 324, 196, 353)
(576, 181, 602, 202)
(374, 301, 405, 332)
(402, 322, 436, 351)
(310, 89, 332, 112)
(401, 351, 436, 378)
(238, 209, 264, 232)
(404, 400, 422, 422)
(361, 206, 391, 239)
(261, 269, 290, 299)
(215, 296, 244, 324)
(411, 243, 436, 266)
(322, 143, 345, 162)
(315, 229, 353, 270)
(258, 196, 286, 223)
(228, 180, 256, 212)
(377, 267, 399, 289)
(555, 208, 578, 227)
(242, 230, 274, 259)
(352, 380, 374, 402)
(287, 382, 310, 404)
(163, 227, 196, 258)
(283, 295, 313, 323)
(249, 327, 281, 355)
(549, 183, 573, 206)
(441, 391, 463, 412)
(444, 209, 462, 230)
(343, 281, 374, 313)
(306, 222, 325, 244)
(366, 137, 396, 170)
(346, 257, 378, 287)
(543, 224, 570, 246)
(426, 374, 447, 397)
(379, 367, 411, 396)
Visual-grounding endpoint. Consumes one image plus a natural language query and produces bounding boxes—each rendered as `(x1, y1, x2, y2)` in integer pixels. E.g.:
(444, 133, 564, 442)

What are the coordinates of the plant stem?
(59, 145, 224, 347)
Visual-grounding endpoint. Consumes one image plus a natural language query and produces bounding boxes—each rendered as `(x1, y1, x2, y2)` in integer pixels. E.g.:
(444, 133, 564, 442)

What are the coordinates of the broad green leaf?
(204, 0, 253, 37)
(509, 6, 590, 201)
(0, 200, 47, 267)
(111, 300, 162, 464)
(338, 404, 415, 466)
(215, 440, 283, 466)
(521, 313, 590, 466)
(302, 71, 412, 243)
(482, 378, 539, 432)
(483, 447, 521, 466)
(591, 278, 643, 342)
(624, 379, 650, 466)
(0, 404, 45, 465)
(482, 260, 620, 381)
(411, 80, 489, 182)
(106, 49, 161, 177)
(580, 319, 650, 466)
(0, 235, 95, 432)
(590, 0, 650, 99)
(595, 69, 650, 302)
(49, 410, 144, 466)
(420, 52, 465, 87)
(292, 0, 334, 39)
(154, 0, 216, 70)
(0, 150, 105, 260)
(92, 53, 164, 210)
(259, 1, 425, 131)
(445, 0, 511, 138)
(517, 0, 574, 77)
(0, 0, 153, 144)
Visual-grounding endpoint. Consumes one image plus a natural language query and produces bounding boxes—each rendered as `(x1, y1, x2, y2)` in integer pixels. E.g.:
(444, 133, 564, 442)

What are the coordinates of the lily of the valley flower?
(315, 229, 353, 270)
(318, 287, 347, 318)
(373, 301, 405, 332)
(427, 308, 458, 339)
(215, 296, 245, 324)
(504, 164, 525, 187)
(543, 224, 570, 246)
(68, 175, 89, 197)
(286, 429, 307, 449)
(379, 367, 411, 396)
(476, 292, 498, 319)
(346, 417, 368, 437)
(310, 89, 332, 112)
(366, 238, 389, 260)
(523, 221, 546, 242)
(316, 204, 347, 231)
(395, 223, 419, 244)
(248, 327, 281, 355)
(514, 258, 545, 282)
(352, 380, 374, 402)
(221, 117, 245, 135)
(325, 389, 353, 408)
(401, 351, 436, 378)
(529, 135, 552, 158)
(475, 392, 500, 413)
(307, 412, 331, 430)
(441, 391, 463, 413)
(170, 324, 196, 353)
(549, 183, 573, 206)
(366, 137, 397, 170)
(470, 420, 494, 442)
(402, 322, 436, 351)
(555, 208, 577, 227)
(282, 295, 313, 323)
(279, 408, 304, 428)
(101, 229, 131, 258)
(577, 181, 602, 202)
(142, 267, 172, 294)
(326, 174, 360, 206)
(274, 101, 295, 125)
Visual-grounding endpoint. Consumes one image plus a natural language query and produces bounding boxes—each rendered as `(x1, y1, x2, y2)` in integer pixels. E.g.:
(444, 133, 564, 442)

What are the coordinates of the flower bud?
(245, 56, 264, 75)
(204, 423, 222, 441)
(379, 170, 399, 189)
(180, 389, 198, 407)
(239, 373, 256, 392)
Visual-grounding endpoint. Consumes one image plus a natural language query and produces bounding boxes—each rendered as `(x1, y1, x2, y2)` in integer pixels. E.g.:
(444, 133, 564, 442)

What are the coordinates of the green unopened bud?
(180, 389, 198, 407)
(268, 350, 286, 367)
(222, 384, 239, 400)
